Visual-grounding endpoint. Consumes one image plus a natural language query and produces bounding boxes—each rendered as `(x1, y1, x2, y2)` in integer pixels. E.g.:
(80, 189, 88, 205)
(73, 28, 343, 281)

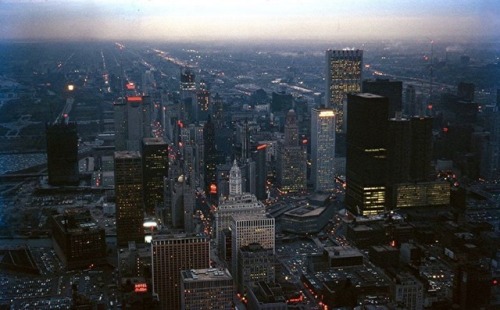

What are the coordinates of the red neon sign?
(257, 144, 267, 150)
(134, 283, 147, 293)
(127, 96, 142, 103)
(210, 184, 217, 194)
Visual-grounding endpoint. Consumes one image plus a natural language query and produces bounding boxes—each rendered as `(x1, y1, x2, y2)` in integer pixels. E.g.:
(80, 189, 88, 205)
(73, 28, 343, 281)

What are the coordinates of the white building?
(392, 273, 424, 310)
(215, 160, 265, 250)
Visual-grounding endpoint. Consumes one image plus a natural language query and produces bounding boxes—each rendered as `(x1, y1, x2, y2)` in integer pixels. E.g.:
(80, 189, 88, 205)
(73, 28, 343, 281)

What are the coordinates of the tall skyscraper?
(203, 117, 217, 196)
(212, 92, 224, 129)
(114, 95, 152, 152)
(151, 234, 209, 309)
(46, 121, 79, 186)
(180, 68, 197, 122)
(386, 114, 412, 208)
(114, 151, 144, 246)
(230, 213, 275, 287)
(277, 109, 307, 193)
(142, 138, 168, 217)
(253, 145, 268, 200)
(126, 95, 152, 151)
(180, 268, 234, 310)
(311, 107, 336, 192)
(345, 93, 389, 216)
(404, 85, 417, 116)
(409, 116, 433, 181)
(362, 78, 403, 118)
(325, 49, 363, 132)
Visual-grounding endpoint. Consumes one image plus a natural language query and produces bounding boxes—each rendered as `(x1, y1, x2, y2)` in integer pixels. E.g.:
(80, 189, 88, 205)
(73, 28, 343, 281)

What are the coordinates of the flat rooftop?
(181, 268, 232, 282)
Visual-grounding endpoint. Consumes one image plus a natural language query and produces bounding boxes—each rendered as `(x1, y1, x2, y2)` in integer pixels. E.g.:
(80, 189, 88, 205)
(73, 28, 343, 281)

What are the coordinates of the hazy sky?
(1, 0, 498, 42)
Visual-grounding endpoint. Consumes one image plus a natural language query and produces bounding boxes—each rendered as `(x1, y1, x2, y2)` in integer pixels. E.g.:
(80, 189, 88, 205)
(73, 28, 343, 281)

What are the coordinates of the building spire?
(229, 160, 242, 196)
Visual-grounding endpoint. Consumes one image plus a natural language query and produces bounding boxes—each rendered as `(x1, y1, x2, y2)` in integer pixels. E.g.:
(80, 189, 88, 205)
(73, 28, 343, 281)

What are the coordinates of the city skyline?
(1, 0, 498, 42)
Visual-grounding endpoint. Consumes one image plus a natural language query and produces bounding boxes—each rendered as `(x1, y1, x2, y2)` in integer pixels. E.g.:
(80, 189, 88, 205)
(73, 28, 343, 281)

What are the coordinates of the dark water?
(0, 153, 46, 175)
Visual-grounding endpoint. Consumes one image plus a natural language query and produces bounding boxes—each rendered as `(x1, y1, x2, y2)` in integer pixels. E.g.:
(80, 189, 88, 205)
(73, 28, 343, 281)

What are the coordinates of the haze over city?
(1, 0, 500, 309)
(1, 0, 499, 42)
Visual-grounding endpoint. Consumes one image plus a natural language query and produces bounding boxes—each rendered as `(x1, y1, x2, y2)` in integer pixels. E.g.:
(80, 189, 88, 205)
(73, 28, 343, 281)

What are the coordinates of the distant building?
(142, 138, 168, 217)
(252, 144, 268, 200)
(362, 78, 403, 118)
(212, 93, 224, 129)
(325, 49, 363, 132)
(203, 117, 217, 196)
(180, 268, 234, 310)
(311, 107, 336, 192)
(151, 234, 209, 310)
(46, 121, 79, 186)
(457, 82, 475, 102)
(345, 93, 389, 216)
(271, 91, 293, 113)
(51, 210, 106, 269)
(115, 151, 144, 246)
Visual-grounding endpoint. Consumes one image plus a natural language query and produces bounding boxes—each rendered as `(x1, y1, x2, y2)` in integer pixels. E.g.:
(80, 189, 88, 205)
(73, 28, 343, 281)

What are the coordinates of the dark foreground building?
(46, 121, 79, 186)
(51, 210, 106, 269)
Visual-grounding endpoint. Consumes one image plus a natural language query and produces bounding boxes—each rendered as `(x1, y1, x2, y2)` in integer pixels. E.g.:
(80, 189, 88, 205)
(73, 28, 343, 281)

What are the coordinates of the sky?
(0, 0, 498, 42)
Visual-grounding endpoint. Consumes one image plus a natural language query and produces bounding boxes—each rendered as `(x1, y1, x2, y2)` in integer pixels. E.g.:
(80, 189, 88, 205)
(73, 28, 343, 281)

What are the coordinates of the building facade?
(277, 109, 307, 194)
(115, 151, 144, 246)
(345, 93, 389, 216)
(151, 234, 209, 309)
(142, 138, 168, 217)
(180, 268, 234, 310)
(311, 108, 336, 192)
(325, 49, 363, 132)
(230, 214, 275, 286)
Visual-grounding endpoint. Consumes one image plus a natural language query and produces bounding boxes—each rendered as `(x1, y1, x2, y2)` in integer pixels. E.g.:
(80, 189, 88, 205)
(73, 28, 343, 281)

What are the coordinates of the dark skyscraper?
(203, 117, 217, 195)
(142, 137, 168, 217)
(253, 144, 267, 200)
(46, 121, 79, 186)
(345, 93, 389, 216)
(212, 92, 224, 129)
(457, 82, 475, 102)
(362, 78, 403, 118)
(115, 151, 144, 246)
(386, 114, 411, 185)
(409, 116, 433, 181)
(271, 91, 293, 113)
(277, 109, 307, 193)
